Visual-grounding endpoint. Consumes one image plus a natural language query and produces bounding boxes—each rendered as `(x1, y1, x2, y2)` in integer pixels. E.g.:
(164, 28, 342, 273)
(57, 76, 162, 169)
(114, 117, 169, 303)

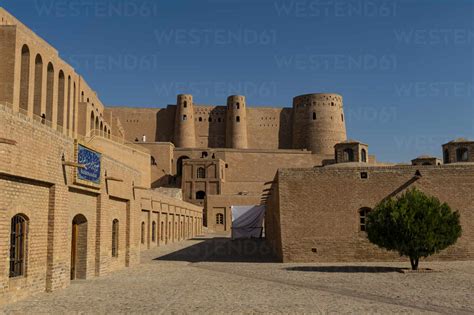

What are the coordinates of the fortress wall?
(220, 150, 326, 194)
(193, 105, 226, 148)
(108, 107, 160, 142)
(246, 107, 293, 149)
(267, 165, 474, 262)
(111, 96, 346, 152)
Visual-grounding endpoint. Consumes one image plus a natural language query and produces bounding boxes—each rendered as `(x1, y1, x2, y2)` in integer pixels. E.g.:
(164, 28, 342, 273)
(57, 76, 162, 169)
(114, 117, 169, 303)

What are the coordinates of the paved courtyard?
(2, 235, 473, 314)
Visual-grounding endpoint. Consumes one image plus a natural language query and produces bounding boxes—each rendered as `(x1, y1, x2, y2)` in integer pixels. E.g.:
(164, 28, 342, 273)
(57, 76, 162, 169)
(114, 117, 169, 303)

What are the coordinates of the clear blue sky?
(2, 0, 473, 162)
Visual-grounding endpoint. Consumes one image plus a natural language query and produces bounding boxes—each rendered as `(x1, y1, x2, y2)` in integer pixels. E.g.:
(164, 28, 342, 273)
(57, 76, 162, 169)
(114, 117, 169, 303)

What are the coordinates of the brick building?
(265, 142, 474, 262)
(0, 8, 202, 305)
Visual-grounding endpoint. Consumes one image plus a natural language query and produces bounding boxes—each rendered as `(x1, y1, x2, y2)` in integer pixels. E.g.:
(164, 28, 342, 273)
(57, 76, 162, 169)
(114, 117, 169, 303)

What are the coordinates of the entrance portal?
(71, 214, 88, 280)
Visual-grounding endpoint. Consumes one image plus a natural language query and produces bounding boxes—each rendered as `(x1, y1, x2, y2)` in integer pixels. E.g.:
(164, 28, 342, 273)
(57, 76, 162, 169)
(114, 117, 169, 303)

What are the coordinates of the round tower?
(174, 94, 196, 148)
(292, 93, 347, 155)
(226, 95, 248, 149)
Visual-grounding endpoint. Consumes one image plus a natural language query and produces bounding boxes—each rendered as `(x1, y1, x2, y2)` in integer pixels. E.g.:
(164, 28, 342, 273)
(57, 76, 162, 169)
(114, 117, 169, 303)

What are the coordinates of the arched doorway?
(71, 214, 88, 280)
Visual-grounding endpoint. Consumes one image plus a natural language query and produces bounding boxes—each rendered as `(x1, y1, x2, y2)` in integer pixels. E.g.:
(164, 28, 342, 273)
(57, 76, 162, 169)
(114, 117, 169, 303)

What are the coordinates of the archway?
(71, 214, 88, 280)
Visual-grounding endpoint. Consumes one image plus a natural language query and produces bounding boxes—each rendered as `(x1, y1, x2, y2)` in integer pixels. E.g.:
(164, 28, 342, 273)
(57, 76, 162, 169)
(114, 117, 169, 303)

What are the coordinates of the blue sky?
(2, 0, 473, 162)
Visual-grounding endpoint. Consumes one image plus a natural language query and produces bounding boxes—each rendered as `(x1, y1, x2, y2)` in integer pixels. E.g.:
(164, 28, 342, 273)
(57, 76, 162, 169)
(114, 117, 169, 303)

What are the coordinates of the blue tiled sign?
(77, 144, 101, 184)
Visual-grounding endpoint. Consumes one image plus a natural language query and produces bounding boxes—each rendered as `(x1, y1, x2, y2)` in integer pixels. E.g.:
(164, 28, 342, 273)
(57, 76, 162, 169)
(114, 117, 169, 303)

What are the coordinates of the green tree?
(366, 188, 462, 270)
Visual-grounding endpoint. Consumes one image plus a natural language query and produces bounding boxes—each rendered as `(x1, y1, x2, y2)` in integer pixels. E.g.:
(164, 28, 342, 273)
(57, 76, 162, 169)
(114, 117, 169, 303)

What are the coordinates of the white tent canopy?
(231, 205, 265, 240)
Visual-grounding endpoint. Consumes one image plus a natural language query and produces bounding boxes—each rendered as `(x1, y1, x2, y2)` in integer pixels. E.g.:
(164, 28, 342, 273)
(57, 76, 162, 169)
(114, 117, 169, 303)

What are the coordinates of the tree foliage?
(366, 188, 462, 270)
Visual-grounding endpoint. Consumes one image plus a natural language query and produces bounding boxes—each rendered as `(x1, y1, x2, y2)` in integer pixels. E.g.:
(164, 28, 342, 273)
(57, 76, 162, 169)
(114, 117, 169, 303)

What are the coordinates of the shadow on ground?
(155, 237, 278, 263)
(286, 266, 404, 273)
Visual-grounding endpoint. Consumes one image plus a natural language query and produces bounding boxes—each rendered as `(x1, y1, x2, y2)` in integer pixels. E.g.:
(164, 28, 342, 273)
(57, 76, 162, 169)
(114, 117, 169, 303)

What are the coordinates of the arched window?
(72, 83, 77, 132)
(19, 45, 30, 112)
(343, 148, 354, 162)
(57, 70, 65, 127)
(141, 222, 145, 244)
(444, 149, 450, 164)
(10, 214, 28, 277)
(312, 112, 316, 120)
(45, 63, 54, 122)
(236, 116, 240, 122)
(199, 117, 202, 122)
(236, 102, 240, 109)
(361, 149, 367, 163)
(182, 114, 187, 121)
(112, 219, 119, 257)
(359, 208, 371, 232)
(196, 191, 206, 200)
(216, 213, 224, 225)
(197, 167, 205, 178)
(341, 113, 344, 122)
(66, 76, 71, 130)
(183, 101, 187, 108)
(33, 54, 43, 116)
(456, 148, 468, 162)
(90, 111, 95, 133)
(95, 116, 99, 132)
(152, 221, 156, 242)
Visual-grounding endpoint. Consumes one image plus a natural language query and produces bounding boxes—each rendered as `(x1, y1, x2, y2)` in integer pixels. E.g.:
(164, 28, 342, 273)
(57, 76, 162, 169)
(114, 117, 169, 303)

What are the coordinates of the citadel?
(0, 7, 473, 305)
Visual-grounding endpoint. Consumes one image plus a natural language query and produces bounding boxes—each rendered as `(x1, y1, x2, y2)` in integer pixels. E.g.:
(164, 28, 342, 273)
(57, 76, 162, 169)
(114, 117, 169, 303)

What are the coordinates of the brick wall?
(0, 102, 203, 304)
(266, 165, 474, 262)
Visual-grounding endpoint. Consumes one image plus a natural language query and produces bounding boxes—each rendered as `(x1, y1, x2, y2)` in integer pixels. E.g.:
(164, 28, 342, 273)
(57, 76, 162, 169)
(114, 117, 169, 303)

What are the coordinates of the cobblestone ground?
(2, 235, 474, 314)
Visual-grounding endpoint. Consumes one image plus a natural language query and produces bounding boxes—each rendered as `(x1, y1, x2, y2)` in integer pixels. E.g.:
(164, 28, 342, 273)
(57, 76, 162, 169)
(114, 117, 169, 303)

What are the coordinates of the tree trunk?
(410, 257, 419, 270)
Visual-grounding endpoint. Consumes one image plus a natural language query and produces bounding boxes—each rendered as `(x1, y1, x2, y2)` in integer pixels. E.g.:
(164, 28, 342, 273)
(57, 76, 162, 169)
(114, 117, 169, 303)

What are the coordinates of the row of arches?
(18, 44, 111, 138)
(140, 215, 200, 246)
(89, 110, 111, 138)
(19, 45, 77, 133)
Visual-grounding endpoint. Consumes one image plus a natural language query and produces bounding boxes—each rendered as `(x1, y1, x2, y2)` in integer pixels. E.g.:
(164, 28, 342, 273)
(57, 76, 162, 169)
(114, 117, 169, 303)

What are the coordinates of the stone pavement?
(2, 235, 474, 314)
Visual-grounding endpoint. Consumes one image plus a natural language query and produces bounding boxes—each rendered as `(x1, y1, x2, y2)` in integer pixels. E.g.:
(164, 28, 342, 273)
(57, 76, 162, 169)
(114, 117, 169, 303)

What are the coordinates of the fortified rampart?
(110, 92, 347, 154)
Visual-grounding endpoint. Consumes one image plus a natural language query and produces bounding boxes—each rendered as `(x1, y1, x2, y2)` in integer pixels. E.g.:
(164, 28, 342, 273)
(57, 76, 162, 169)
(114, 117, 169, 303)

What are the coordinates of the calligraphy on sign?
(77, 144, 101, 184)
